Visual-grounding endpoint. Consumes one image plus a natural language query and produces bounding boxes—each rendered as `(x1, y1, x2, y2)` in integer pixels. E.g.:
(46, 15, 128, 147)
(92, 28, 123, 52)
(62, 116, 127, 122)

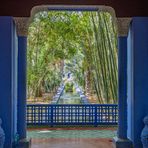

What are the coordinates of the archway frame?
(14, 4, 132, 148)
(14, 5, 132, 37)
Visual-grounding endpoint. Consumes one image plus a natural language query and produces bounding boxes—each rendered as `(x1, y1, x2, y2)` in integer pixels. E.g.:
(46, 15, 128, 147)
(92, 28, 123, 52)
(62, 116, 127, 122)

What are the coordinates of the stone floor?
(28, 127, 116, 148)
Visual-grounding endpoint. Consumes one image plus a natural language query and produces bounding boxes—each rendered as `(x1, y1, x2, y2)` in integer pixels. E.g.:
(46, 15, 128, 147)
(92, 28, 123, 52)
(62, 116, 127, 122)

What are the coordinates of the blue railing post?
(51, 105, 53, 127)
(94, 105, 98, 127)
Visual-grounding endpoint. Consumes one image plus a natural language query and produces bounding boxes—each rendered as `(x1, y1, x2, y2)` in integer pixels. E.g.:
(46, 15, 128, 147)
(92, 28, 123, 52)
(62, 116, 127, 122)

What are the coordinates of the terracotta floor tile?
(31, 138, 114, 148)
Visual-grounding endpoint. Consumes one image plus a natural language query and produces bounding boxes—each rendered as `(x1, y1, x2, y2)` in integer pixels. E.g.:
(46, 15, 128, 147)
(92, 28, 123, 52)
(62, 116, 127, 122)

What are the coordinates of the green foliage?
(27, 11, 118, 104)
(65, 82, 74, 93)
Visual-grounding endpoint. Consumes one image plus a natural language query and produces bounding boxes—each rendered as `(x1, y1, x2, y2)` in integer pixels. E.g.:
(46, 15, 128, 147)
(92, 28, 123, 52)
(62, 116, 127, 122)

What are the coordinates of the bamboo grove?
(27, 11, 118, 104)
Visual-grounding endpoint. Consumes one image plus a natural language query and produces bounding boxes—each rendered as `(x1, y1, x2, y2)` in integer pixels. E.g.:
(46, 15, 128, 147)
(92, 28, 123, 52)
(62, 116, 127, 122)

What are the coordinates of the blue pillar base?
(13, 138, 31, 148)
(113, 137, 133, 148)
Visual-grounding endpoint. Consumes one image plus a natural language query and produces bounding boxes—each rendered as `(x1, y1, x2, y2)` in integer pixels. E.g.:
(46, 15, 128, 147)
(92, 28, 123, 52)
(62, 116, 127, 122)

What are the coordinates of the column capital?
(117, 17, 132, 37)
(14, 17, 30, 37)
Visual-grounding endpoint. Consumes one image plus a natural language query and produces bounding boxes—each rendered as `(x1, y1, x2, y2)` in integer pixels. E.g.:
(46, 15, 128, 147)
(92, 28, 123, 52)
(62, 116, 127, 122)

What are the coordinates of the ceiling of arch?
(0, 0, 147, 17)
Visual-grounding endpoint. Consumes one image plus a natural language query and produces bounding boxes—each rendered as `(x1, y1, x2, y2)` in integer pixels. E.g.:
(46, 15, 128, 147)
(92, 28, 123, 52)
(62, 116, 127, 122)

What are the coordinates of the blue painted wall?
(118, 37, 128, 139)
(17, 36, 27, 139)
(127, 17, 148, 148)
(0, 17, 18, 148)
(127, 21, 134, 141)
(12, 19, 18, 141)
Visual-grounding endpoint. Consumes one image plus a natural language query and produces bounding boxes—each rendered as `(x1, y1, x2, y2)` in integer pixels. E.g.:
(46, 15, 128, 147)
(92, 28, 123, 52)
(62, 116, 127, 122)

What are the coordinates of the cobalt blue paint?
(141, 115, 148, 148)
(17, 36, 27, 139)
(12, 20, 18, 142)
(118, 37, 128, 139)
(0, 17, 18, 148)
(0, 118, 5, 148)
(52, 83, 65, 104)
(26, 104, 118, 126)
(48, 7, 98, 11)
(127, 20, 134, 141)
(127, 17, 148, 148)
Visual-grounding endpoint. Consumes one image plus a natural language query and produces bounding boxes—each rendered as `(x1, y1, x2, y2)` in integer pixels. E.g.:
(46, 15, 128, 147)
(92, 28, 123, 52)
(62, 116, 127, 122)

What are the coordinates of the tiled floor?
(28, 129, 115, 139)
(28, 127, 116, 148)
(31, 138, 114, 148)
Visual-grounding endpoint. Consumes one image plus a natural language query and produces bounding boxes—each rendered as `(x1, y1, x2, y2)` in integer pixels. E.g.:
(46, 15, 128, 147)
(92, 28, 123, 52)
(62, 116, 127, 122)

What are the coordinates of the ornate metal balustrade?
(27, 104, 118, 126)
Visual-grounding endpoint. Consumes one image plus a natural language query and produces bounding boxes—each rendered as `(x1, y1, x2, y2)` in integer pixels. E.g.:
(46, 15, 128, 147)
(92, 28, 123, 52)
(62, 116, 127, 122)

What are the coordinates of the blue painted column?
(17, 36, 27, 139)
(127, 17, 148, 148)
(118, 37, 127, 139)
(0, 17, 18, 148)
(113, 36, 132, 148)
